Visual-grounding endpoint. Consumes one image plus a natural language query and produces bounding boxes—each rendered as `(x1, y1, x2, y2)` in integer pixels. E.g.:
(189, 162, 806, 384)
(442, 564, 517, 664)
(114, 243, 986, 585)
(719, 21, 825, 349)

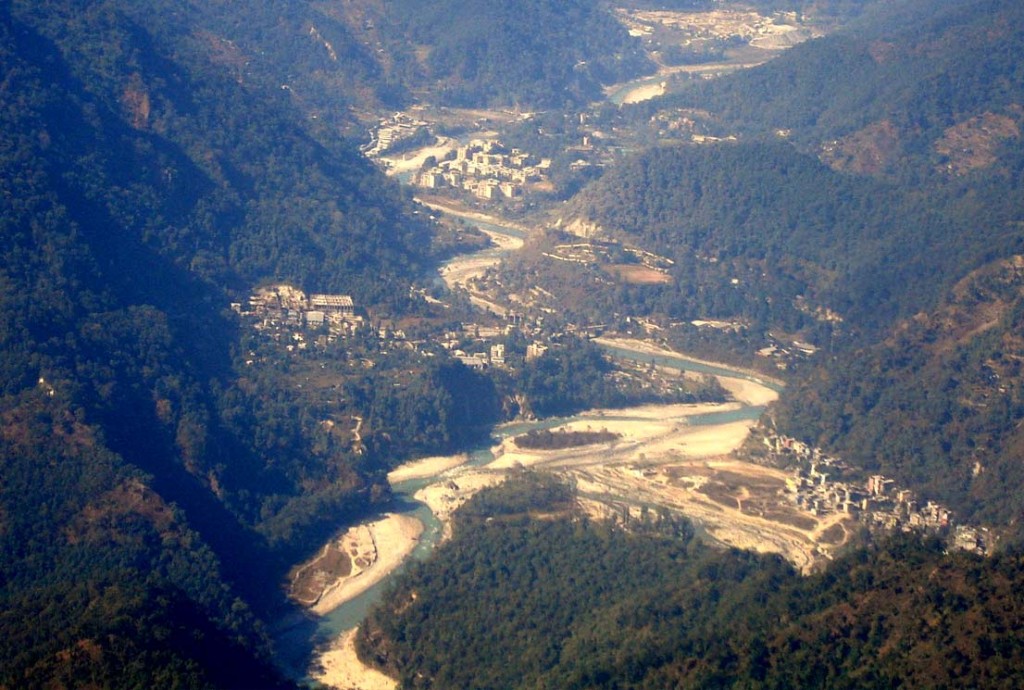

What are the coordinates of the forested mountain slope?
(0, 1, 440, 684)
(619, 0, 1024, 533)
(560, 140, 1023, 341)
(654, 0, 1024, 179)
(8, 0, 435, 301)
(558, 0, 1024, 536)
(368, 0, 653, 108)
(775, 257, 1024, 532)
(361, 477, 1024, 689)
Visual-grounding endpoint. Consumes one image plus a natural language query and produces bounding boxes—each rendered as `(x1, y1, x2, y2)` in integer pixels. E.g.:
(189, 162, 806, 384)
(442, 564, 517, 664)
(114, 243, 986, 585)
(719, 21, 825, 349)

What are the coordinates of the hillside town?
(415, 139, 551, 200)
(760, 431, 991, 554)
(233, 283, 534, 365)
(231, 285, 364, 351)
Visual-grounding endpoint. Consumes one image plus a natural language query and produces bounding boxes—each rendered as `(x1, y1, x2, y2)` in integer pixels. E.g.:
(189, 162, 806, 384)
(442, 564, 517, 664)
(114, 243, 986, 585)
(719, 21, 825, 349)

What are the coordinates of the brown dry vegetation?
(289, 540, 354, 606)
(934, 110, 1021, 175)
(195, 30, 247, 67)
(820, 119, 902, 175)
(817, 521, 848, 545)
(66, 479, 177, 545)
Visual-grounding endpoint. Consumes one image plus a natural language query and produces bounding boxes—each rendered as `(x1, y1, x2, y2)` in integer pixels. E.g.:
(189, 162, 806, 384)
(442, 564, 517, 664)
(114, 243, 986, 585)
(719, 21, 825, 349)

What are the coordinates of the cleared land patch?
(289, 538, 355, 607)
(604, 263, 672, 284)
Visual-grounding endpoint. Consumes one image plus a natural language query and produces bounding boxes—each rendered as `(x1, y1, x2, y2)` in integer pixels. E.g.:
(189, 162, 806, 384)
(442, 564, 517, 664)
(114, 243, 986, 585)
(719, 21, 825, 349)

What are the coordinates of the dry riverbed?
(288, 514, 423, 617)
(310, 629, 397, 690)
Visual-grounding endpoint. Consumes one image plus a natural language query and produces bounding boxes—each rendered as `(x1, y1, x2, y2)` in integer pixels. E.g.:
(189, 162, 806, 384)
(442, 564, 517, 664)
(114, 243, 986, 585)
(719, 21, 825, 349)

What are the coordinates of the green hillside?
(652, 0, 1024, 178)
(360, 476, 1024, 689)
(5, 0, 1024, 684)
(0, 0, 448, 684)
(775, 257, 1024, 532)
(610, 0, 1024, 532)
(376, 0, 653, 108)
(538, 0, 1024, 535)
(560, 139, 1023, 343)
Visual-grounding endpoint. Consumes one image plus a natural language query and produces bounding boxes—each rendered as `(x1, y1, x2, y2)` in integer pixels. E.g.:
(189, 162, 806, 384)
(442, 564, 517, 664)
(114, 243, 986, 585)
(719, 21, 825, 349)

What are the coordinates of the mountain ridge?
(775, 255, 1024, 531)
(0, 2, 447, 684)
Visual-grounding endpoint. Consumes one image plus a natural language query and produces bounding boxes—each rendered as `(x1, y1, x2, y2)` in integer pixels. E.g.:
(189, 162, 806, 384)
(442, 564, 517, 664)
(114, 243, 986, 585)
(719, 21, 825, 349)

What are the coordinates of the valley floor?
(292, 338, 860, 689)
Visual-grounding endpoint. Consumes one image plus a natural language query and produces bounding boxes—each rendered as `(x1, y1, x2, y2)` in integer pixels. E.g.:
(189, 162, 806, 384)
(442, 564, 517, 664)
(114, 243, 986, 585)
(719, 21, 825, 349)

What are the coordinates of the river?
(328, 342, 766, 624)
(278, 349, 776, 682)
(277, 207, 783, 686)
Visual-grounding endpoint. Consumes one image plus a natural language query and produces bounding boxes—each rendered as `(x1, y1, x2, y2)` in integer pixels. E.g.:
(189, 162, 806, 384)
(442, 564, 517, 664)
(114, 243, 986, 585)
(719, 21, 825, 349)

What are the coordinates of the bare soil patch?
(312, 628, 396, 690)
(817, 521, 849, 546)
(759, 506, 819, 531)
(700, 481, 744, 509)
(604, 264, 672, 284)
(289, 542, 353, 607)
(388, 454, 469, 484)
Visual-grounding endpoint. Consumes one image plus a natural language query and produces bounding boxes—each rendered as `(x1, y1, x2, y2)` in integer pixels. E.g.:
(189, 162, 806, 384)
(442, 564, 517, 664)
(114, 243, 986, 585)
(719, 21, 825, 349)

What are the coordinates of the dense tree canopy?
(360, 476, 1024, 689)
(379, 0, 653, 108)
(5, 0, 1024, 684)
(775, 257, 1024, 533)
(0, 0, 447, 683)
(645, 0, 1024, 177)
(567, 140, 1024, 340)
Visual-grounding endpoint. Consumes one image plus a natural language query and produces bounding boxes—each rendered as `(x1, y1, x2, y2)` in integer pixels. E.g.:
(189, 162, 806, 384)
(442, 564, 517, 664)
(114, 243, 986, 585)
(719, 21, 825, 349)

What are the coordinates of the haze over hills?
(4, 0, 1024, 687)
(557, 139, 1023, 338)
(350, 0, 654, 109)
(0, 1, 698, 683)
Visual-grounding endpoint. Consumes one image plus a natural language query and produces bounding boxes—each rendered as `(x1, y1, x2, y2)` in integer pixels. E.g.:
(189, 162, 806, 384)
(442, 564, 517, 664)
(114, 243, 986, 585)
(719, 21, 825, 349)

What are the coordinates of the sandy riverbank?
(595, 337, 783, 391)
(387, 454, 469, 484)
(424, 198, 527, 293)
(307, 513, 423, 616)
(414, 470, 506, 541)
(717, 375, 779, 407)
(415, 198, 531, 236)
(440, 251, 507, 290)
(379, 137, 459, 175)
(302, 339, 789, 686)
(299, 514, 422, 689)
(402, 403, 760, 542)
(619, 81, 666, 104)
(595, 336, 774, 377)
(306, 469, 502, 688)
(311, 628, 396, 690)
(489, 401, 752, 472)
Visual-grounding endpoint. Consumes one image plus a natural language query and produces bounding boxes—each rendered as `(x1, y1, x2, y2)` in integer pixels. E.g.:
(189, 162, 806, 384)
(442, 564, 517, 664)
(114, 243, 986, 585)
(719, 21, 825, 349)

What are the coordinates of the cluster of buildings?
(362, 112, 429, 157)
(232, 279, 558, 368)
(231, 284, 363, 350)
(755, 333, 820, 369)
(764, 432, 990, 554)
(617, 7, 808, 47)
(436, 319, 550, 369)
(752, 297, 842, 367)
(447, 342, 507, 370)
(416, 140, 550, 200)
